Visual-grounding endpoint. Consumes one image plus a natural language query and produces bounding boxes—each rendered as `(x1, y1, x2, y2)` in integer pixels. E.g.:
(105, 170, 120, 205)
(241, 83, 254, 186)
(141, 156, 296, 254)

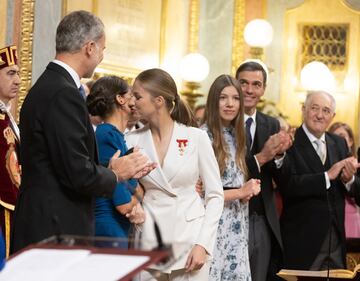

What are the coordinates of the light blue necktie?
(314, 139, 326, 164)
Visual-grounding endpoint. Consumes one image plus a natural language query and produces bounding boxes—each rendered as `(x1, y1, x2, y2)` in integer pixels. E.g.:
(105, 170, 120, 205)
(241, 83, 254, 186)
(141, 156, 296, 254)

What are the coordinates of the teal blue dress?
(95, 123, 137, 239)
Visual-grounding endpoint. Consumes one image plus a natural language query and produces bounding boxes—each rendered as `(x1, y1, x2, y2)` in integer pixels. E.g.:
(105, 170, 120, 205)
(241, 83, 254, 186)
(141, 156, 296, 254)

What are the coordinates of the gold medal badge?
(3, 126, 21, 187)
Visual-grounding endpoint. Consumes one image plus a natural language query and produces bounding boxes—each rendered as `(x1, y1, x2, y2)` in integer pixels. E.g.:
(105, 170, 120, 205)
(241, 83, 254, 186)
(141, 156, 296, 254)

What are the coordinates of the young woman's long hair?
(134, 68, 197, 127)
(328, 122, 356, 156)
(204, 74, 248, 177)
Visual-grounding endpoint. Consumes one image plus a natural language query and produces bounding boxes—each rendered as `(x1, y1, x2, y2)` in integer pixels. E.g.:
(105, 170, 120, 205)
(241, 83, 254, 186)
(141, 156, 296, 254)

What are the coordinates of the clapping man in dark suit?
(279, 91, 360, 270)
(236, 60, 292, 281)
(11, 10, 156, 253)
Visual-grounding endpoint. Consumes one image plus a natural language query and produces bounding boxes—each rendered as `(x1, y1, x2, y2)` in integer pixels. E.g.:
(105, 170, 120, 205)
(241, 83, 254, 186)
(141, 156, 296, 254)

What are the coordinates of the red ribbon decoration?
(176, 139, 188, 148)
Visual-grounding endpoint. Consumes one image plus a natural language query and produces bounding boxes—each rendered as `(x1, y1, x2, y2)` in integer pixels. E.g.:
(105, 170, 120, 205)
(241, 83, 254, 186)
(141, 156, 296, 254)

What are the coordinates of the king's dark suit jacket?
(279, 126, 360, 270)
(246, 111, 283, 274)
(11, 62, 116, 252)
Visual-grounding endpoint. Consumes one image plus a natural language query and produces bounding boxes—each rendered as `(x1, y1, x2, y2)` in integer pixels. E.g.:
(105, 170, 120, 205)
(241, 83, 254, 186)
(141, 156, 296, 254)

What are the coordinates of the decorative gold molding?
(159, 0, 168, 64)
(231, 0, 246, 76)
(0, 0, 7, 46)
(342, 0, 360, 12)
(17, 0, 35, 122)
(299, 23, 348, 71)
(92, 0, 98, 15)
(94, 63, 141, 85)
(61, 0, 67, 16)
(89, 0, 166, 79)
(188, 0, 200, 53)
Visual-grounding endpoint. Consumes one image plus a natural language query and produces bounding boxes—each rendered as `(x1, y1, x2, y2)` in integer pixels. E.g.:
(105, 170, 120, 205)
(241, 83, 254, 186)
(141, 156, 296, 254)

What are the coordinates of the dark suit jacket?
(279, 126, 360, 270)
(11, 62, 116, 252)
(246, 111, 283, 273)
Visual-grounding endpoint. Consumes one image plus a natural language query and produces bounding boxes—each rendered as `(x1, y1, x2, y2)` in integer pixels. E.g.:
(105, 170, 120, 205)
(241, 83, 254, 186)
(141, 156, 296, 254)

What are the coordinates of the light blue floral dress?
(201, 124, 251, 281)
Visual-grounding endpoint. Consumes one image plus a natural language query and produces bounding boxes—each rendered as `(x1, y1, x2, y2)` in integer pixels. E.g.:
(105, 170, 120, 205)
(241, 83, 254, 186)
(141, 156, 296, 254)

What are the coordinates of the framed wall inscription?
(63, 0, 165, 80)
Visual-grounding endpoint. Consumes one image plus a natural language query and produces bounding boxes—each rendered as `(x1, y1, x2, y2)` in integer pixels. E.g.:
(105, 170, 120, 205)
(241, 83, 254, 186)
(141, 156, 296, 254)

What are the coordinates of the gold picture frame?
(63, 0, 167, 81)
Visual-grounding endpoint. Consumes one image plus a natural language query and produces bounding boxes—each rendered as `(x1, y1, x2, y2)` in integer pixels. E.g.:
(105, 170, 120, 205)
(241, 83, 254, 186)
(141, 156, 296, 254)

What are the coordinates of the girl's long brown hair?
(204, 74, 248, 178)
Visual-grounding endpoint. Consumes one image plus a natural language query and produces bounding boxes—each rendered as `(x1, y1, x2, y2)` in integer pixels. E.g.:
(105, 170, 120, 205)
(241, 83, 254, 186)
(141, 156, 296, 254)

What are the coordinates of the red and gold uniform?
(0, 45, 20, 257)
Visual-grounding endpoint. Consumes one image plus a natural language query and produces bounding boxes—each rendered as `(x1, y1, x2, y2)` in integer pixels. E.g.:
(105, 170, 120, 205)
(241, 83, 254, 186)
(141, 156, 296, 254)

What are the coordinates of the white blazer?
(126, 122, 224, 271)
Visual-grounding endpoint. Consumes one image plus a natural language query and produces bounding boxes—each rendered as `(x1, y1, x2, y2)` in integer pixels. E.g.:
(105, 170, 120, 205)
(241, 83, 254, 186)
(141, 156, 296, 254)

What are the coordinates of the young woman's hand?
(195, 178, 204, 198)
(240, 179, 261, 203)
(126, 203, 145, 224)
(185, 244, 207, 272)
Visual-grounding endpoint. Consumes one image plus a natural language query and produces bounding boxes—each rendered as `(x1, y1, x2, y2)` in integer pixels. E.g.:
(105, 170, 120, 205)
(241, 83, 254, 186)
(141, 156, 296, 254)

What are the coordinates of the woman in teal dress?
(86, 76, 143, 239)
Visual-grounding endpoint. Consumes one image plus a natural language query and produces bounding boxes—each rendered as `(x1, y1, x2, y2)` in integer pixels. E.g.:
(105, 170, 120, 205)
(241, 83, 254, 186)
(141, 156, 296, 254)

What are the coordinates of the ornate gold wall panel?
(17, 0, 35, 122)
(300, 24, 348, 71)
(231, 0, 246, 76)
(64, 0, 168, 81)
(0, 0, 6, 47)
(279, 0, 360, 141)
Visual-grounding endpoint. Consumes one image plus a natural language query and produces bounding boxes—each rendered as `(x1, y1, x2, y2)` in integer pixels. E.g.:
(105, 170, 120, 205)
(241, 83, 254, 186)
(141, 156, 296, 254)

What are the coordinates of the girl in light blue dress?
(201, 75, 261, 281)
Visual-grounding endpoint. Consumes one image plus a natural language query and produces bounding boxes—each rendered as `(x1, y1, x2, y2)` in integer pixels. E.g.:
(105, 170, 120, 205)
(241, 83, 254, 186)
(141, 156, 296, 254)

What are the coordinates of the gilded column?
(62, 0, 68, 16)
(181, 0, 202, 109)
(231, 0, 246, 76)
(188, 0, 200, 53)
(159, 0, 168, 64)
(92, 0, 98, 15)
(17, 0, 35, 122)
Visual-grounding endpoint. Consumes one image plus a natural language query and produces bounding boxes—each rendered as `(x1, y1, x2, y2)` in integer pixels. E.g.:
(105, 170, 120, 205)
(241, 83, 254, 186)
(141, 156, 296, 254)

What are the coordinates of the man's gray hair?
(56, 10, 104, 54)
(304, 90, 336, 112)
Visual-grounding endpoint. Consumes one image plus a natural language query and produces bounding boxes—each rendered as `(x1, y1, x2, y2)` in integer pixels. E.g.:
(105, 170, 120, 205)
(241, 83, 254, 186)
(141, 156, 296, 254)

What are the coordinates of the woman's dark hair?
(86, 75, 129, 118)
(134, 68, 197, 127)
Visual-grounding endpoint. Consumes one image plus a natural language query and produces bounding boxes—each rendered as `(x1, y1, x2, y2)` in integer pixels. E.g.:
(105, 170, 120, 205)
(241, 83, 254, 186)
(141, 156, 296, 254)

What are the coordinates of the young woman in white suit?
(126, 68, 224, 281)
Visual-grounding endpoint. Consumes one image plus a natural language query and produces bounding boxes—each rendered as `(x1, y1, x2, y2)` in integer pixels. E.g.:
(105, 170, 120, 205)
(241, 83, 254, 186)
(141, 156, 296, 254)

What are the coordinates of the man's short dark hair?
(235, 61, 267, 86)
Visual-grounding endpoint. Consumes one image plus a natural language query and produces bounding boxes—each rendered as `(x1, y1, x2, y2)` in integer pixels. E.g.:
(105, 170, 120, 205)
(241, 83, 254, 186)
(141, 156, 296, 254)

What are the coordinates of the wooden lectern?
(278, 239, 360, 281)
(277, 264, 360, 280)
(0, 235, 173, 281)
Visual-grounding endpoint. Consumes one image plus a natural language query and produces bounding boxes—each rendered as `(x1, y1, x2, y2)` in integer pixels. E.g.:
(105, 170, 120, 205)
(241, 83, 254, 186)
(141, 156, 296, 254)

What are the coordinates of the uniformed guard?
(0, 45, 20, 257)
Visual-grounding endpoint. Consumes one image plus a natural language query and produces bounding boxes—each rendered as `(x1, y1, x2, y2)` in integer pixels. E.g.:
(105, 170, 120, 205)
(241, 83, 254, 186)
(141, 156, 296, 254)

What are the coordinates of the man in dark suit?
(236, 60, 292, 281)
(279, 91, 360, 270)
(11, 10, 155, 253)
